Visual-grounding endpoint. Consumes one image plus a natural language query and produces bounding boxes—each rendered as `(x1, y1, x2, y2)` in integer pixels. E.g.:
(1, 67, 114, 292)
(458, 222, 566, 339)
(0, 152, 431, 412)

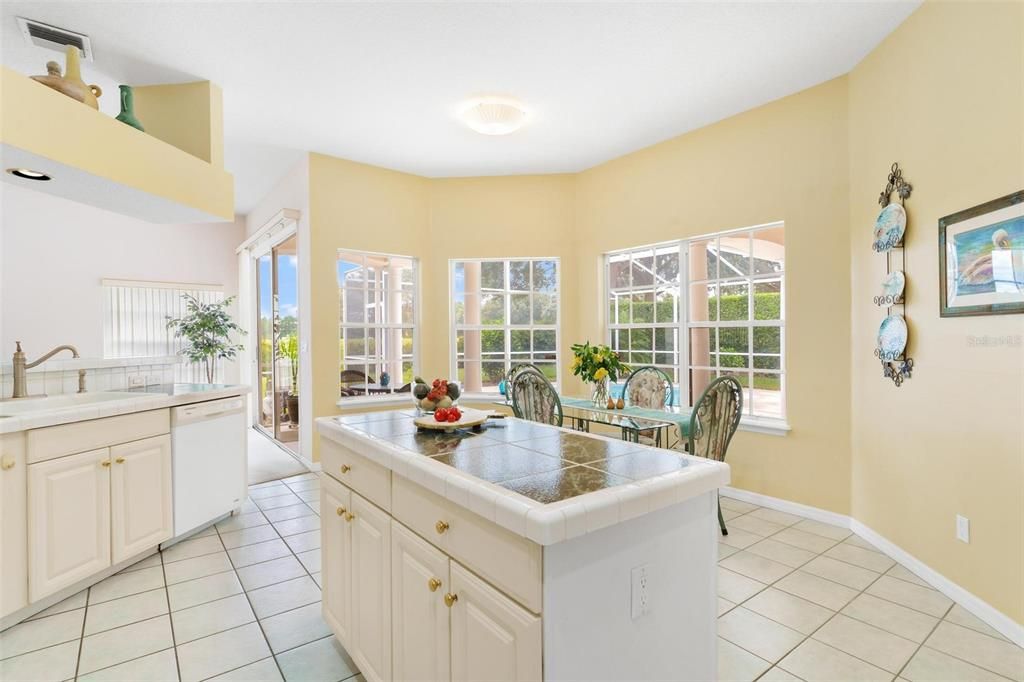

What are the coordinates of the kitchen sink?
(0, 392, 155, 417)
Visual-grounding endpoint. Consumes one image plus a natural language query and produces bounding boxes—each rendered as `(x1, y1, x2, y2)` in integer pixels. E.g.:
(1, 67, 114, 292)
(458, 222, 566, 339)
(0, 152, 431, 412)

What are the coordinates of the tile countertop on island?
(315, 409, 730, 546)
(0, 384, 250, 434)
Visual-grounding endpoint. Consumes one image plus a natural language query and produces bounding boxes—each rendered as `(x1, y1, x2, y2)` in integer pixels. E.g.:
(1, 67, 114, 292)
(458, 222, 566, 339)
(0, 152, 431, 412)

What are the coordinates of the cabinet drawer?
(27, 409, 170, 464)
(392, 475, 542, 613)
(322, 438, 390, 511)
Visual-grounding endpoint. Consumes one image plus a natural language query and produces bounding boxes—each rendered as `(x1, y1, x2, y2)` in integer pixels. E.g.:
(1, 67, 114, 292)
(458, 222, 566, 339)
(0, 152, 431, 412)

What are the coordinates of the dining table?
(495, 394, 692, 448)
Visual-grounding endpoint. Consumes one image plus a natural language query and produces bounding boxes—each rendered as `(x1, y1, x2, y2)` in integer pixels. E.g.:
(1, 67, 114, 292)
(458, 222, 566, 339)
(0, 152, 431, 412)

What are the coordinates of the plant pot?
(286, 394, 299, 425)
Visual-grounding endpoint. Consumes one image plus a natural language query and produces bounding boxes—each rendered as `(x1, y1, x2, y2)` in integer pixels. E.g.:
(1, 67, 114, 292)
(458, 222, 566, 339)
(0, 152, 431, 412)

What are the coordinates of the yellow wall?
(575, 77, 853, 514)
(848, 0, 1024, 623)
(134, 81, 224, 167)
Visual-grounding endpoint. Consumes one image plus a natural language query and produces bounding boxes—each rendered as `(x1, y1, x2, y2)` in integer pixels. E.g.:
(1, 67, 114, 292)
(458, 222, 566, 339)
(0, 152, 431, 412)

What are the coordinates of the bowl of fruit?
(413, 405, 490, 433)
(412, 377, 461, 413)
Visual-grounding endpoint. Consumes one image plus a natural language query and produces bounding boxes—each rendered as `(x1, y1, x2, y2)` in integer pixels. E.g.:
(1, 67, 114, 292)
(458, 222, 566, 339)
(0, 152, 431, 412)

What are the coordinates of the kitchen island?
(316, 409, 729, 682)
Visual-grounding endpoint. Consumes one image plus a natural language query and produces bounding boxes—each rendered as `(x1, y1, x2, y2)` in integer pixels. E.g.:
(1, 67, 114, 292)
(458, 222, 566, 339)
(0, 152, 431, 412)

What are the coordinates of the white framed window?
(451, 258, 559, 392)
(607, 244, 684, 404)
(605, 222, 785, 421)
(338, 250, 418, 399)
(102, 279, 225, 382)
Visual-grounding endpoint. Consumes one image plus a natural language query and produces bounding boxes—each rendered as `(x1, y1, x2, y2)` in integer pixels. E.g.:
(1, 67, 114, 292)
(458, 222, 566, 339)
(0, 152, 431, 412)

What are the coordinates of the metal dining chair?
(510, 369, 564, 427)
(622, 366, 674, 445)
(623, 366, 673, 409)
(687, 376, 743, 536)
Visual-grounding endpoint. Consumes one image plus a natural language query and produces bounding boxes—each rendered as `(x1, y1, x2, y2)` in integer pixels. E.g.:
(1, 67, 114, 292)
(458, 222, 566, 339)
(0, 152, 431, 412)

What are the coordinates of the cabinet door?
(110, 435, 173, 563)
(349, 492, 392, 682)
(28, 448, 111, 602)
(320, 476, 352, 642)
(392, 521, 450, 682)
(1, 433, 28, 618)
(450, 561, 542, 682)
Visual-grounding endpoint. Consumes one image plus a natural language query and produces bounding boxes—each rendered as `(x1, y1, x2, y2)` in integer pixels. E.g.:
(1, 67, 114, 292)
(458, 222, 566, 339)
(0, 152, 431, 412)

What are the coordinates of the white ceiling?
(1, 1, 920, 215)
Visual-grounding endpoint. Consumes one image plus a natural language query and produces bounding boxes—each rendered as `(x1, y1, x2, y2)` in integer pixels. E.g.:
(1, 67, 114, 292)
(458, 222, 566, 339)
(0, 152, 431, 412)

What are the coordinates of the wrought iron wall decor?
(873, 162, 914, 387)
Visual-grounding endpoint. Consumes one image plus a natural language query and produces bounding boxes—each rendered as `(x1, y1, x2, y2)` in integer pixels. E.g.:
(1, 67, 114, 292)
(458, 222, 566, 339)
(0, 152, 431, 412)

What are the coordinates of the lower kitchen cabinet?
(322, 470, 544, 682)
(392, 522, 451, 682)
(28, 447, 112, 601)
(350, 492, 392, 682)
(449, 561, 542, 682)
(1, 432, 28, 619)
(321, 475, 352, 642)
(110, 435, 172, 563)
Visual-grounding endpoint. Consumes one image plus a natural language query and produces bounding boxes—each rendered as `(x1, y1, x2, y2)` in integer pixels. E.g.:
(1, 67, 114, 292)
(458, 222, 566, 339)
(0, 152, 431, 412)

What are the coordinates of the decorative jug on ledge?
(115, 85, 145, 131)
(30, 45, 102, 109)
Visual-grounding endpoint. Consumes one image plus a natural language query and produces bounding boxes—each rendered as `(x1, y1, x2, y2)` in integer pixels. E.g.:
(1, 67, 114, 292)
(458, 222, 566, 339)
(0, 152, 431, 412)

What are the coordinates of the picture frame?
(939, 190, 1024, 317)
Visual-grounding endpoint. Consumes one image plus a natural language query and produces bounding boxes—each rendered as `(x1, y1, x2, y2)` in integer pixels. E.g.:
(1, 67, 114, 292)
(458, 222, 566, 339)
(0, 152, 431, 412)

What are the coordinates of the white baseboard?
(719, 486, 1024, 647)
(721, 486, 852, 529)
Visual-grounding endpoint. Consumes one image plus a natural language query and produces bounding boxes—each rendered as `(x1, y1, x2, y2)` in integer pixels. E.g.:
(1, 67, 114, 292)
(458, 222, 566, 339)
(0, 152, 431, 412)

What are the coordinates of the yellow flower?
(594, 367, 609, 381)
(572, 356, 582, 370)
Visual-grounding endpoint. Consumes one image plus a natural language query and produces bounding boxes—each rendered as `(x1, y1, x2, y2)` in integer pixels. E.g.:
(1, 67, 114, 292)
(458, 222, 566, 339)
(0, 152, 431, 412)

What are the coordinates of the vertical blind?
(102, 280, 225, 382)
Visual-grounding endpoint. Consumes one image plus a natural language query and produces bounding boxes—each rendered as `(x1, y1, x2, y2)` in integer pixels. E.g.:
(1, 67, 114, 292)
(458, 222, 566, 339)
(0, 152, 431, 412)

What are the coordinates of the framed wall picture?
(939, 190, 1024, 317)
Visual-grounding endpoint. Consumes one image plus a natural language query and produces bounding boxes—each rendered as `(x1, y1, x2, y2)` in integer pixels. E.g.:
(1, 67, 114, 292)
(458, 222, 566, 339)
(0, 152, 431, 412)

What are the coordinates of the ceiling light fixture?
(6, 168, 51, 181)
(459, 97, 529, 136)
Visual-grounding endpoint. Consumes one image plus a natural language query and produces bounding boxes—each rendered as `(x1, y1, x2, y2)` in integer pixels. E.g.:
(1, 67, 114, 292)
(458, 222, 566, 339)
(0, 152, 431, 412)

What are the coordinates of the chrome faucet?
(11, 342, 87, 399)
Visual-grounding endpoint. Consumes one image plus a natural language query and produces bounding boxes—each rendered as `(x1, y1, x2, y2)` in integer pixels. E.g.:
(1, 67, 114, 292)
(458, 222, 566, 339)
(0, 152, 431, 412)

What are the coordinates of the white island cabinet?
(317, 410, 729, 682)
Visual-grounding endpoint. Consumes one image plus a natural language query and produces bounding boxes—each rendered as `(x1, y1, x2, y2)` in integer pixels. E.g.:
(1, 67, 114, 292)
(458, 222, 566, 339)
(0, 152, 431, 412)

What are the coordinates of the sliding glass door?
(255, 235, 299, 449)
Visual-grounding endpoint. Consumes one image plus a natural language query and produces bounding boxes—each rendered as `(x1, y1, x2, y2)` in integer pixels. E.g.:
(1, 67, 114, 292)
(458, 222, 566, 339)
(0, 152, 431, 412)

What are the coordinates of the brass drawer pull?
(100, 460, 111, 467)
(336, 506, 347, 516)
(340, 464, 351, 474)
(1, 457, 15, 471)
(444, 592, 458, 607)
(428, 577, 442, 592)
(344, 512, 355, 522)
(435, 520, 449, 535)
(115, 457, 125, 464)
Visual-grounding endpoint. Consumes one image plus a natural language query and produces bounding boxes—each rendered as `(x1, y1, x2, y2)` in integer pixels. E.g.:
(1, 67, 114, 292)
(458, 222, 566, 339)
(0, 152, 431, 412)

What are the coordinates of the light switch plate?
(956, 514, 970, 543)
(127, 375, 145, 388)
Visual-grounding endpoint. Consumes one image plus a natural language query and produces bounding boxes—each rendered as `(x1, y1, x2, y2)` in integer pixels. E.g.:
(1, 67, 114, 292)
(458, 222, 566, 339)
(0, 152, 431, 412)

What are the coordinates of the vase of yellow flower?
(570, 342, 630, 408)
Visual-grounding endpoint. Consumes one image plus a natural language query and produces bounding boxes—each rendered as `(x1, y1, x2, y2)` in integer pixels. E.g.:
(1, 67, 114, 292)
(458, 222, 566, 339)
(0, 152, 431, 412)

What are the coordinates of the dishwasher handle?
(172, 397, 245, 426)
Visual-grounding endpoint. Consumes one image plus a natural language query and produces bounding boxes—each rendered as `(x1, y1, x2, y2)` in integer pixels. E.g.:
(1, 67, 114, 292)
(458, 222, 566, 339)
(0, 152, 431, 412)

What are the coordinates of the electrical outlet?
(127, 375, 145, 388)
(631, 564, 652, 620)
(956, 515, 970, 543)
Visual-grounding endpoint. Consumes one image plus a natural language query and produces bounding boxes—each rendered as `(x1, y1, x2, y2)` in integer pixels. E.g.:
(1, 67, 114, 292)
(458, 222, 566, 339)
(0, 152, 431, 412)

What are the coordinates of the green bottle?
(115, 85, 145, 131)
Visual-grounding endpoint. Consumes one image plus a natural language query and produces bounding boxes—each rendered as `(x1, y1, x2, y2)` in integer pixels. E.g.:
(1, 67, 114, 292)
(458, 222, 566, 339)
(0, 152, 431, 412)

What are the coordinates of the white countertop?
(316, 413, 730, 546)
(0, 384, 250, 434)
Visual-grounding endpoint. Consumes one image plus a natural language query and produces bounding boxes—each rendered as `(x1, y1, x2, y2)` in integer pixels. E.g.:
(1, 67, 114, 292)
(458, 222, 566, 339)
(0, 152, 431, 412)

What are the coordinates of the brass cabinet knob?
(100, 460, 111, 467)
(340, 464, 351, 474)
(444, 592, 458, 607)
(344, 512, 355, 522)
(1, 456, 15, 471)
(336, 506, 347, 516)
(115, 457, 125, 464)
(428, 577, 442, 592)
(435, 520, 449, 535)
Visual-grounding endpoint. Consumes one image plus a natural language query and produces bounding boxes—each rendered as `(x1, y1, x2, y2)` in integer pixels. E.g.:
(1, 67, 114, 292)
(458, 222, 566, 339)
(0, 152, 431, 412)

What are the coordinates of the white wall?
(0, 183, 245, 380)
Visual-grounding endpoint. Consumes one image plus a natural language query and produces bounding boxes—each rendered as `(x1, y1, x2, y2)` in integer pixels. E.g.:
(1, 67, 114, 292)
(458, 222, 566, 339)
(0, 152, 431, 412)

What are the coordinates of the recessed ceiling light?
(459, 97, 528, 136)
(6, 168, 51, 181)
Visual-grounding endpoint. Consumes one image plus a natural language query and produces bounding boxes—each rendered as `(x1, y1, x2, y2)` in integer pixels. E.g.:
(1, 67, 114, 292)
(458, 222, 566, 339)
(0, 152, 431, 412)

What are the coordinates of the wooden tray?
(414, 407, 491, 433)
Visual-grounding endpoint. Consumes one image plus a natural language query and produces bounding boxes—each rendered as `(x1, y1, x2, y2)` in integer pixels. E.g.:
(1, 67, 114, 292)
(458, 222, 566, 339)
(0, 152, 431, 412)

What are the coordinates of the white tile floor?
(2, 475, 1021, 681)
(716, 497, 1024, 682)
(0, 472, 361, 682)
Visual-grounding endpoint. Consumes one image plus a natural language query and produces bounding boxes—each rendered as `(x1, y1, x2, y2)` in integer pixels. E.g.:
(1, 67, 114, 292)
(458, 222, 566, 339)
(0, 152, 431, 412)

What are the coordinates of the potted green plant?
(278, 335, 299, 424)
(570, 341, 630, 407)
(166, 294, 245, 384)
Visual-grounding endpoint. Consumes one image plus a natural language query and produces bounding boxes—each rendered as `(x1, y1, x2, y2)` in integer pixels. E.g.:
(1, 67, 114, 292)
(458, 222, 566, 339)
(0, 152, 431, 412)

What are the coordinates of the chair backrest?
(510, 370, 563, 427)
(506, 362, 544, 388)
(623, 366, 673, 409)
(687, 376, 743, 462)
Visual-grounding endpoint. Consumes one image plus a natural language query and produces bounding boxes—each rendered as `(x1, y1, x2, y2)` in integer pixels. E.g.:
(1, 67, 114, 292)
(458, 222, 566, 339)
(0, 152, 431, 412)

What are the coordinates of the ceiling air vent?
(16, 17, 93, 61)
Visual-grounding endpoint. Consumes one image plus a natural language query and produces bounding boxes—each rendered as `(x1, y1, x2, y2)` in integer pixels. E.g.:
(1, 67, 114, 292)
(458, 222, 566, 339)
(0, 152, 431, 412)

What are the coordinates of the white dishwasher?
(170, 396, 247, 538)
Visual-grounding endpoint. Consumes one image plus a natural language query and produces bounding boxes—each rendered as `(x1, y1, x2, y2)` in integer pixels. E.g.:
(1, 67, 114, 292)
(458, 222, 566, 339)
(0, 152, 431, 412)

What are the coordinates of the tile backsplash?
(0, 357, 180, 398)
